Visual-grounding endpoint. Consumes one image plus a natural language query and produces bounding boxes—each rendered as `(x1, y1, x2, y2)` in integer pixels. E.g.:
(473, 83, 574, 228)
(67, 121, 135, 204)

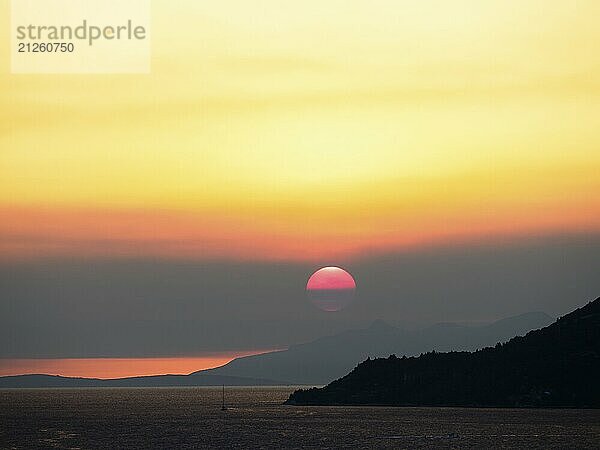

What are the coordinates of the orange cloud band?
(1, 198, 599, 262)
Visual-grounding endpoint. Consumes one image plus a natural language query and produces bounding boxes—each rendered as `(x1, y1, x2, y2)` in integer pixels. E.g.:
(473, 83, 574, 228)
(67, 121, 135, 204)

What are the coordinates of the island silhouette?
(0, 311, 552, 388)
(286, 297, 600, 407)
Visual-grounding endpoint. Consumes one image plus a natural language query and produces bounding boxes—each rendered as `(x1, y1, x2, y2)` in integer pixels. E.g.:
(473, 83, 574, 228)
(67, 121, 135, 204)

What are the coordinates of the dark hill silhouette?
(199, 311, 552, 384)
(286, 297, 600, 407)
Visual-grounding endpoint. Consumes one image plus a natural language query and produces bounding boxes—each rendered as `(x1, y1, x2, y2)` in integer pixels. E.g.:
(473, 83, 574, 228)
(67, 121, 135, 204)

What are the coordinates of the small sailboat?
(221, 384, 227, 411)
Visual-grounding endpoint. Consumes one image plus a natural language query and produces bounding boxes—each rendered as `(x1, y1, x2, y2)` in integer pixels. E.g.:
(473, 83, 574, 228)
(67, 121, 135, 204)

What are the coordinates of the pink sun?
(306, 266, 356, 312)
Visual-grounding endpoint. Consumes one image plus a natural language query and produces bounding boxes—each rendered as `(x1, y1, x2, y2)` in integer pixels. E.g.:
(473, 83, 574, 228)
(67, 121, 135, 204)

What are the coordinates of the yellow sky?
(1, 0, 599, 260)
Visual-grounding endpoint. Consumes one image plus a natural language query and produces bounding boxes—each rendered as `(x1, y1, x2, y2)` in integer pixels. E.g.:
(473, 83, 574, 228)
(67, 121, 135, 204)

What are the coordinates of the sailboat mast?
(221, 384, 225, 410)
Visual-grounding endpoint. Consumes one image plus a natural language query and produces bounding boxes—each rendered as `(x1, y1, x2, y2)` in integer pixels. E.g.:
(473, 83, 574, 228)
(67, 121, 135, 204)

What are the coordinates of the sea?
(1, 387, 599, 449)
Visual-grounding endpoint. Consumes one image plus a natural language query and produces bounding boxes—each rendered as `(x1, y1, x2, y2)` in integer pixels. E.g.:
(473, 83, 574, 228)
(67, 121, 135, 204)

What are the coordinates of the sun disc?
(306, 266, 356, 312)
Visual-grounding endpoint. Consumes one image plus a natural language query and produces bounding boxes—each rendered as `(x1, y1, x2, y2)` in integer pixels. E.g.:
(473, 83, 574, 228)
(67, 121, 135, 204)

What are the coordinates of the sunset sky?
(1, 0, 600, 377)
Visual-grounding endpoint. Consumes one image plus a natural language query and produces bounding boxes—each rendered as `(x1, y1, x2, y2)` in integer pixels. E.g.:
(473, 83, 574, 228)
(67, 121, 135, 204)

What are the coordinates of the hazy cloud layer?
(1, 234, 598, 358)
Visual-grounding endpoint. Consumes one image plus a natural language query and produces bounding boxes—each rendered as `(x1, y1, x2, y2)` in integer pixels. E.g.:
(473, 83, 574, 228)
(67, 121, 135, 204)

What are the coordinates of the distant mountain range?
(201, 311, 553, 384)
(286, 297, 600, 407)
(0, 311, 552, 388)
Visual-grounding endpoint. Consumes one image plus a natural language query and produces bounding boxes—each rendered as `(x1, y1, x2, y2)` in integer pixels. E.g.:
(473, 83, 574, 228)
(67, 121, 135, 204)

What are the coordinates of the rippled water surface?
(1, 387, 599, 448)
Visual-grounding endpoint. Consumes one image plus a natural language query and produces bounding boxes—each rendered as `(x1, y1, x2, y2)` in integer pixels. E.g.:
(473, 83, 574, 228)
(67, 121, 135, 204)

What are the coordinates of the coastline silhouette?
(286, 297, 600, 408)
